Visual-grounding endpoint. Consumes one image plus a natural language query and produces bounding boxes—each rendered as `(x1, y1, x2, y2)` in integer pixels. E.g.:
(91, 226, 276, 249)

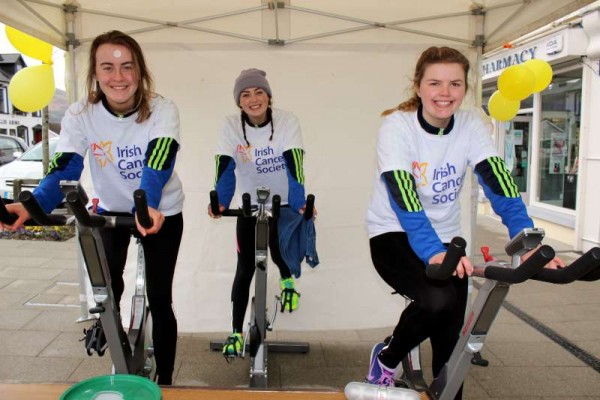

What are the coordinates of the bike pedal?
(223, 353, 243, 364)
(394, 379, 410, 389)
(471, 351, 489, 367)
(81, 320, 107, 357)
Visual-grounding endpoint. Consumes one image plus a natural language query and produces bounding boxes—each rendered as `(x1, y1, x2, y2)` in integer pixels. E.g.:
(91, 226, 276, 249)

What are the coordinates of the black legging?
(99, 212, 183, 385)
(231, 215, 292, 333)
(370, 232, 467, 400)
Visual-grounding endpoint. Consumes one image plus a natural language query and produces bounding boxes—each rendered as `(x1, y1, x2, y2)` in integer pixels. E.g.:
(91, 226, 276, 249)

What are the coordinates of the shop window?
(13, 107, 27, 116)
(16, 125, 28, 142)
(520, 95, 533, 109)
(537, 69, 581, 210)
(0, 87, 8, 114)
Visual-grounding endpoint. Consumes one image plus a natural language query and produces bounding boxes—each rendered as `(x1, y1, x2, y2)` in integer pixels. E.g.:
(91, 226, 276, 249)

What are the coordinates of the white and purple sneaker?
(365, 342, 397, 386)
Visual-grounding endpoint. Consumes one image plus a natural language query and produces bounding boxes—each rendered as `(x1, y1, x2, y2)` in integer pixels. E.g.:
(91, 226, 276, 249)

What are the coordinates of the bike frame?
(209, 187, 310, 388)
(428, 231, 544, 399)
(250, 186, 271, 387)
(345, 229, 600, 400)
(16, 181, 155, 378)
(65, 181, 154, 378)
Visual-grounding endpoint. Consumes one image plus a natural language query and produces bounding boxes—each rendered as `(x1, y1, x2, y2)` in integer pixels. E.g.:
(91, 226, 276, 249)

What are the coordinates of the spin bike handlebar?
(426, 236, 556, 284)
(210, 191, 252, 217)
(579, 262, 600, 281)
(481, 245, 554, 283)
(426, 235, 600, 284)
(531, 247, 600, 283)
(19, 190, 69, 226)
(425, 237, 467, 280)
(210, 190, 315, 220)
(304, 194, 315, 220)
(66, 188, 152, 229)
(4, 187, 152, 230)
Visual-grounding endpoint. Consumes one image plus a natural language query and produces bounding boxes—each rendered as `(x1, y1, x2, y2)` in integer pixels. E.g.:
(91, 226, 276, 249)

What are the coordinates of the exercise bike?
(345, 228, 600, 400)
(209, 187, 315, 388)
(0, 181, 157, 379)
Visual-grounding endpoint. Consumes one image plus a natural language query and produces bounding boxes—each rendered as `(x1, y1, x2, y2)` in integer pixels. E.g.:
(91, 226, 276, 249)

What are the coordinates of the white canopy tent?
(0, 0, 593, 332)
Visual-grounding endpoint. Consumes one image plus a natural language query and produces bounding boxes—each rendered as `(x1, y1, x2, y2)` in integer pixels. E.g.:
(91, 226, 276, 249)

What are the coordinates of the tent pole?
(65, 1, 94, 323)
(470, 8, 485, 258)
(272, 1, 280, 42)
(64, 1, 79, 104)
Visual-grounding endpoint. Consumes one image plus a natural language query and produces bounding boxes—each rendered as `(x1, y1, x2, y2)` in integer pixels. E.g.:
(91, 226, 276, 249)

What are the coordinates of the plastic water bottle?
(344, 382, 420, 400)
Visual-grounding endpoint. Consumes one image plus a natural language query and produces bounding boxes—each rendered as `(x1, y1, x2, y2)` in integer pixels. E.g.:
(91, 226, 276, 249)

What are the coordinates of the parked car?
(0, 135, 28, 166)
(0, 138, 59, 203)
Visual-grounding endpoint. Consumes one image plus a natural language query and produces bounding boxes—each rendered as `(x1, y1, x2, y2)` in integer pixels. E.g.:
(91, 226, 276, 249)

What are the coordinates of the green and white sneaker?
(280, 277, 300, 312)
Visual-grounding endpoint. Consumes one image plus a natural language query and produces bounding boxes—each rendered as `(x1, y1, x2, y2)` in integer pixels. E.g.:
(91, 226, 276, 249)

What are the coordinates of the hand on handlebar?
(429, 251, 473, 279)
(0, 203, 31, 231)
(135, 206, 163, 236)
(522, 245, 565, 269)
(207, 203, 225, 219)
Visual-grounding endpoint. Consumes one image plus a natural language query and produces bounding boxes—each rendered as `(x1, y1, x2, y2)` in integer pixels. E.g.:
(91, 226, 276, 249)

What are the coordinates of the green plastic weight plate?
(60, 374, 161, 400)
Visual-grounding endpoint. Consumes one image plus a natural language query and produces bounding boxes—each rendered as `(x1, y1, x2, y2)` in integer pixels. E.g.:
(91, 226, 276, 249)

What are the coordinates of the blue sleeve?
(283, 148, 306, 212)
(383, 170, 446, 264)
(214, 154, 236, 208)
(139, 137, 179, 209)
(32, 152, 84, 213)
(474, 156, 533, 238)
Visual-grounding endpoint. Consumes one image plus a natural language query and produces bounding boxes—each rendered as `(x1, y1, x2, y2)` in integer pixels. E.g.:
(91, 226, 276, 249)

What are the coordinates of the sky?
(0, 22, 66, 91)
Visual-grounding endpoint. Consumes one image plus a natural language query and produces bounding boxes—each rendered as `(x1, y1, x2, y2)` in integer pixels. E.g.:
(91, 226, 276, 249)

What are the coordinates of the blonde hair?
(85, 30, 155, 123)
(382, 46, 470, 116)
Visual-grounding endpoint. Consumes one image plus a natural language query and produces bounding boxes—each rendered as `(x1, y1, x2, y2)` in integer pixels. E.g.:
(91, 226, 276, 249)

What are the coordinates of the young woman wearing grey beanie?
(208, 68, 312, 359)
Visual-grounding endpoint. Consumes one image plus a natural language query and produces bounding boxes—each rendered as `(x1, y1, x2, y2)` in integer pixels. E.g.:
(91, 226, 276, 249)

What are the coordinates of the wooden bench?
(0, 383, 346, 400)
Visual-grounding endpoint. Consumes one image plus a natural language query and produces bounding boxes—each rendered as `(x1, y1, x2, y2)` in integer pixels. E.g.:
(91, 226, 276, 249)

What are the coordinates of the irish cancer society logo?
(91, 141, 144, 180)
(412, 161, 429, 187)
(236, 144, 253, 163)
(91, 141, 114, 168)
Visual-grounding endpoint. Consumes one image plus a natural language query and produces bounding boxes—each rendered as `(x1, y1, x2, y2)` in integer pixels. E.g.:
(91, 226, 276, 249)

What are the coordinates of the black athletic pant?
(99, 212, 183, 385)
(370, 232, 467, 400)
(231, 215, 292, 333)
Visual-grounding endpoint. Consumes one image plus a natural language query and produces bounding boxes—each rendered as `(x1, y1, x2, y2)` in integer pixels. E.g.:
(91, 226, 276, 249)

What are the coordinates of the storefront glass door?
(537, 68, 581, 210)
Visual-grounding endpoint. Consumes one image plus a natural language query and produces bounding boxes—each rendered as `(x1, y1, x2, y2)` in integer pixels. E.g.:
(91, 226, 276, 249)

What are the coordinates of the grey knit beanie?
(233, 68, 272, 104)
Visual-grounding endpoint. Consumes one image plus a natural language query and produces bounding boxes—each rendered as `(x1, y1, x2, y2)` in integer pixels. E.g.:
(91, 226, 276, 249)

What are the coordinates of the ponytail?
(381, 96, 421, 116)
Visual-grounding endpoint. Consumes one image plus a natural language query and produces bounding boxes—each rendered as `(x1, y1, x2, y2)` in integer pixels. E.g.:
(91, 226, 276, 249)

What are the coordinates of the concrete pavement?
(0, 215, 599, 399)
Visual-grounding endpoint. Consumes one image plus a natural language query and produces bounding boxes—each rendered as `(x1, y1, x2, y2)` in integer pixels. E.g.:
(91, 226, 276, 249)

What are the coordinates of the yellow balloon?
(523, 58, 553, 93)
(498, 65, 535, 101)
(488, 90, 520, 121)
(8, 65, 55, 112)
(5, 26, 53, 64)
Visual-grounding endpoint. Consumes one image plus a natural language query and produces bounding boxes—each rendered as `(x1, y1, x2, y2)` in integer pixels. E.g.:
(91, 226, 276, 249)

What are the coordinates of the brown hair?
(382, 46, 470, 116)
(85, 30, 155, 123)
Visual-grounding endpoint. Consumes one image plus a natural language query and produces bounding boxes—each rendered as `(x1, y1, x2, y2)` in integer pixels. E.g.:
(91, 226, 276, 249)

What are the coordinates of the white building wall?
(577, 10, 600, 251)
(0, 112, 41, 145)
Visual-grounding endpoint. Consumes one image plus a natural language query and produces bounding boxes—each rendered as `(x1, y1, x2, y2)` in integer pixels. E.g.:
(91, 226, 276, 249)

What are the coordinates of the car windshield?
(20, 140, 58, 162)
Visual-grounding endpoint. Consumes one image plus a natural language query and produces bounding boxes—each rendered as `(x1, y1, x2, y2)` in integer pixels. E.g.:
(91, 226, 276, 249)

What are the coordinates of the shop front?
(481, 10, 600, 251)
